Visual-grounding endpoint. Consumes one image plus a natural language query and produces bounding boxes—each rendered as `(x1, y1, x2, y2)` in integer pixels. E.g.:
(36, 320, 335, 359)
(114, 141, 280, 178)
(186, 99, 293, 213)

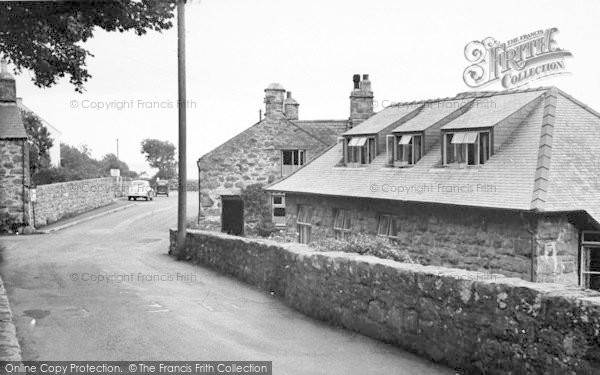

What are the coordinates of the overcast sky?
(10, 0, 600, 177)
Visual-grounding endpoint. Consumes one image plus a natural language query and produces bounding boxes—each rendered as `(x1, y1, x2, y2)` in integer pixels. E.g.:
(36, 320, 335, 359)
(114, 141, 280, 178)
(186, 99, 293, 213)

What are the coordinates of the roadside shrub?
(241, 183, 270, 224)
(312, 233, 414, 263)
(256, 221, 279, 238)
(0, 212, 23, 234)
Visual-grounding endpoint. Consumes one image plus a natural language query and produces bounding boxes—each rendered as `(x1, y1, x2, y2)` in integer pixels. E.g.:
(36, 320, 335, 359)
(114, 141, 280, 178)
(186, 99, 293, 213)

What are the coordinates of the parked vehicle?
(128, 180, 155, 201)
(155, 180, 169, 197)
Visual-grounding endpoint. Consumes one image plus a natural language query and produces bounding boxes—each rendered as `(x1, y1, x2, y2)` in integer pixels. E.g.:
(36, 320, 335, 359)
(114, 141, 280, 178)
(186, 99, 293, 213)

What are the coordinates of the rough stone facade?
(282, 193, 580, 285)
(198, 77, 376, 218)
(0, 138, 30, 226)
(170, 230, 600, 374)
(199, 113, 340, 217)
(33, 177, 116, 227)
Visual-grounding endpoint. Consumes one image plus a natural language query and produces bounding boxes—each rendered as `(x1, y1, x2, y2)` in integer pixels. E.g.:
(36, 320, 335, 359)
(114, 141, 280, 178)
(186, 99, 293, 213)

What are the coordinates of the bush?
(312, 233, 414, 263)
(0, 211, 23, 234)
(241, 183, 270, 224)
(256, 221, 279, 238)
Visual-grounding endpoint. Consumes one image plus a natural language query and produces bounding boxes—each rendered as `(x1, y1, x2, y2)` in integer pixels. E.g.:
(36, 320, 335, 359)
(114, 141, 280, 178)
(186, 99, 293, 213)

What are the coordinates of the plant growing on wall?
(312, 233, 415, 264)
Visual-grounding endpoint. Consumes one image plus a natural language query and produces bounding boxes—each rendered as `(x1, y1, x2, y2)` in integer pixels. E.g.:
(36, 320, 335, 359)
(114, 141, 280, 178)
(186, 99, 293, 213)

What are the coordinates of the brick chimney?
(284, 91, 299, 120)
(349, 74, 374, 128)
(0, 58, 16, 103)
(264, 82, 285, 118)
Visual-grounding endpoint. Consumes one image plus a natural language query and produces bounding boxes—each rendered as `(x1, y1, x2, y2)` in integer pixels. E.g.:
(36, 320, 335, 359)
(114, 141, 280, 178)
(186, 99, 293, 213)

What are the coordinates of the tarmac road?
(0, 192, 453, 375)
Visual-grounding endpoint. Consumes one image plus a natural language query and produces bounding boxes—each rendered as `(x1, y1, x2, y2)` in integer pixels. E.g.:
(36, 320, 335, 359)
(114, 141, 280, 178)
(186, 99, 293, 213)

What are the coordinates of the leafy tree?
(140, 139, 177, 180)
(21, 109, 53, 178)
(100, 153, 137, 178)
(0, 1, 175, 92)
(60, 143, 103, 180)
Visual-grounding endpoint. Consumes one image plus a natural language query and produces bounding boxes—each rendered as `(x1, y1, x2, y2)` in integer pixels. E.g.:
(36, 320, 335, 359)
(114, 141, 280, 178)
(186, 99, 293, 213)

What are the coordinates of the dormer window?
(386, 133, 423, 167)
(443, 130, 491, 167)
(344, 136, 376, 167)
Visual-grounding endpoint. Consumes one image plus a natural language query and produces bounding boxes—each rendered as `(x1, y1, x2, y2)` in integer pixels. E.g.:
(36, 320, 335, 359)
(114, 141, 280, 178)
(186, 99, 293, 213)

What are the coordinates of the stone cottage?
(267, 86, 600, 291)
(0, 59, 30, 228)
(198, 74, 375, 222)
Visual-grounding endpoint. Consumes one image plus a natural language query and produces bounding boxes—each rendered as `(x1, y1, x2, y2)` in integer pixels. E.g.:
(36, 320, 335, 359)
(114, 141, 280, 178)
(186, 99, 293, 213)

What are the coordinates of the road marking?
(230, 303, 241, 309)
(200, 304, 214, 312)
(147, 309, 170, 313)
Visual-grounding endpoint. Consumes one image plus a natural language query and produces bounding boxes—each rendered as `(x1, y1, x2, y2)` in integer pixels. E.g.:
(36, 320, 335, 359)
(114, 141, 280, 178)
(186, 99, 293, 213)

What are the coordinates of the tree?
(21, 110, 53, 178)
(0, 1, 175, 92)
(140, 139, 177, 180)
(100, 153, 138, 178)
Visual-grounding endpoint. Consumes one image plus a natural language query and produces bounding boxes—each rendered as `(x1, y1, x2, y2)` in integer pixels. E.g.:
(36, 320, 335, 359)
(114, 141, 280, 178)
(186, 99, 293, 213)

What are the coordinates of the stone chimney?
(0, 58, 16, 103)
(264, 82, 285, 118)
(284, 91, 299, 120)
(349, 73, 374, 128)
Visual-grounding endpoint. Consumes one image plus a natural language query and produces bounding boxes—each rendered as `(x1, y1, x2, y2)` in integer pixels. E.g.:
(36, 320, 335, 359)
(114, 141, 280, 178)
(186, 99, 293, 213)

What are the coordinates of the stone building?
(267, 86, 600, 290)
(0, 59, 30, 228)
(198, 75, 375, 219)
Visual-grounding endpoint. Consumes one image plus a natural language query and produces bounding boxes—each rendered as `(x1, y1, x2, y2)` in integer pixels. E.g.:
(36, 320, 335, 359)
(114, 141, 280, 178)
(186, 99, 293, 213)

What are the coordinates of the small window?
(281, 150, 305, 176)
(272, 194, 286, 227)
(297, 205, 313, 244)
(377, 214, 401, 238)
(333, 208, 352, 240)
(581, 246, 600, 291)
(398, 134, 423, 166)
(346, 136, 376, 166)
(444, 131, 491, 166)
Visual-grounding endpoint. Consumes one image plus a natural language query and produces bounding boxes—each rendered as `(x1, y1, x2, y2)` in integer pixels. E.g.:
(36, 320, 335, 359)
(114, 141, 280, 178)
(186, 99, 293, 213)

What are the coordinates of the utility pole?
(175, 0, 187, 258)
(116, 138, 119, 160)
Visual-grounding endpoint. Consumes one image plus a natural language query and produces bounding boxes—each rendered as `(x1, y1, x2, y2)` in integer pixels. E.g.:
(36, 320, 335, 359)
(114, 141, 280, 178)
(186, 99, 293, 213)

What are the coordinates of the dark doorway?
(221, 195, 244, 235)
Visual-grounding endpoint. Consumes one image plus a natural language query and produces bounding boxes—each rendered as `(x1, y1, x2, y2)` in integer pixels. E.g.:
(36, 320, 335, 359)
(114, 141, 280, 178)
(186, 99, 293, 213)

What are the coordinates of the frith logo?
(463, 28, 572, 89)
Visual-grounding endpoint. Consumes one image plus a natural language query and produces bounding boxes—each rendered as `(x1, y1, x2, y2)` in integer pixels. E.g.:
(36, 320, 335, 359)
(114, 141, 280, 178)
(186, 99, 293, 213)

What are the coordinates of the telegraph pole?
(175, 0, 187, 258)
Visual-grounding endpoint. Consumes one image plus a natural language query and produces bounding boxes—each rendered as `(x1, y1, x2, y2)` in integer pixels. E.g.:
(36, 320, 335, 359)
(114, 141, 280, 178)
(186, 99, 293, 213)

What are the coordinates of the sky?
(10, 0, 600, 177)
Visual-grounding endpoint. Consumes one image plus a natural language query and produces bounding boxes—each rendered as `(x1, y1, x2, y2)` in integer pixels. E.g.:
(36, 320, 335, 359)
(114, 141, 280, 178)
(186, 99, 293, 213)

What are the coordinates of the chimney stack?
(284, 91, 299, 120)
(0, 58, 16, 102)
(349, 73, 374, 128)
(264, 82, 286, 118)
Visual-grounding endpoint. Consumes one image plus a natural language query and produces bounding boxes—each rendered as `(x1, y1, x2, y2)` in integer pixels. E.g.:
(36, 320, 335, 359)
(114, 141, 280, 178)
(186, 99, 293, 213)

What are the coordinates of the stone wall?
(198, 116, 331, 216)
(170, 230, 600, 374)
(283, 194, 535, 279)
(0, 139, 30, 226)
(535, 216, 580, 285)
(281, 193, 581, 286)
(33, 177, 116, 227)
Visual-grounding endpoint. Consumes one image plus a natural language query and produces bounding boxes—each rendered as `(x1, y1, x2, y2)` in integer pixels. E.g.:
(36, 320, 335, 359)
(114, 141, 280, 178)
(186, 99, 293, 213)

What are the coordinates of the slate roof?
(441, 91, 544, 130)
(267, 87, 600, 225)
(343, 105, 419, 136)
(392, 99, 472, 133)
(0, 103, 26, 139)
(293, 119, 349, 144)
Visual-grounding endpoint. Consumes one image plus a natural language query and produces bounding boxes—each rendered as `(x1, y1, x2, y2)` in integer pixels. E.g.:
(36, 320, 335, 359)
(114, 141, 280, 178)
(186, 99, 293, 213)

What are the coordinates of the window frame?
(377, 214, 401, 238)
(297, 204, 313, 244)
(281, 149, 306, 176)
(345, 136, 377, 166)
(333, 208, 352, 240)
(580, 231, 600, 290)
(442, 130, 492, 167)
(271, 193, 286, 227)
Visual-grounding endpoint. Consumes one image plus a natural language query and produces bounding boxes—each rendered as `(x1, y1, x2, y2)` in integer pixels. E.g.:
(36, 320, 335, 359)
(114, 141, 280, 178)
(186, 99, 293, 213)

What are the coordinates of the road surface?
(0, 192, 453, 374)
